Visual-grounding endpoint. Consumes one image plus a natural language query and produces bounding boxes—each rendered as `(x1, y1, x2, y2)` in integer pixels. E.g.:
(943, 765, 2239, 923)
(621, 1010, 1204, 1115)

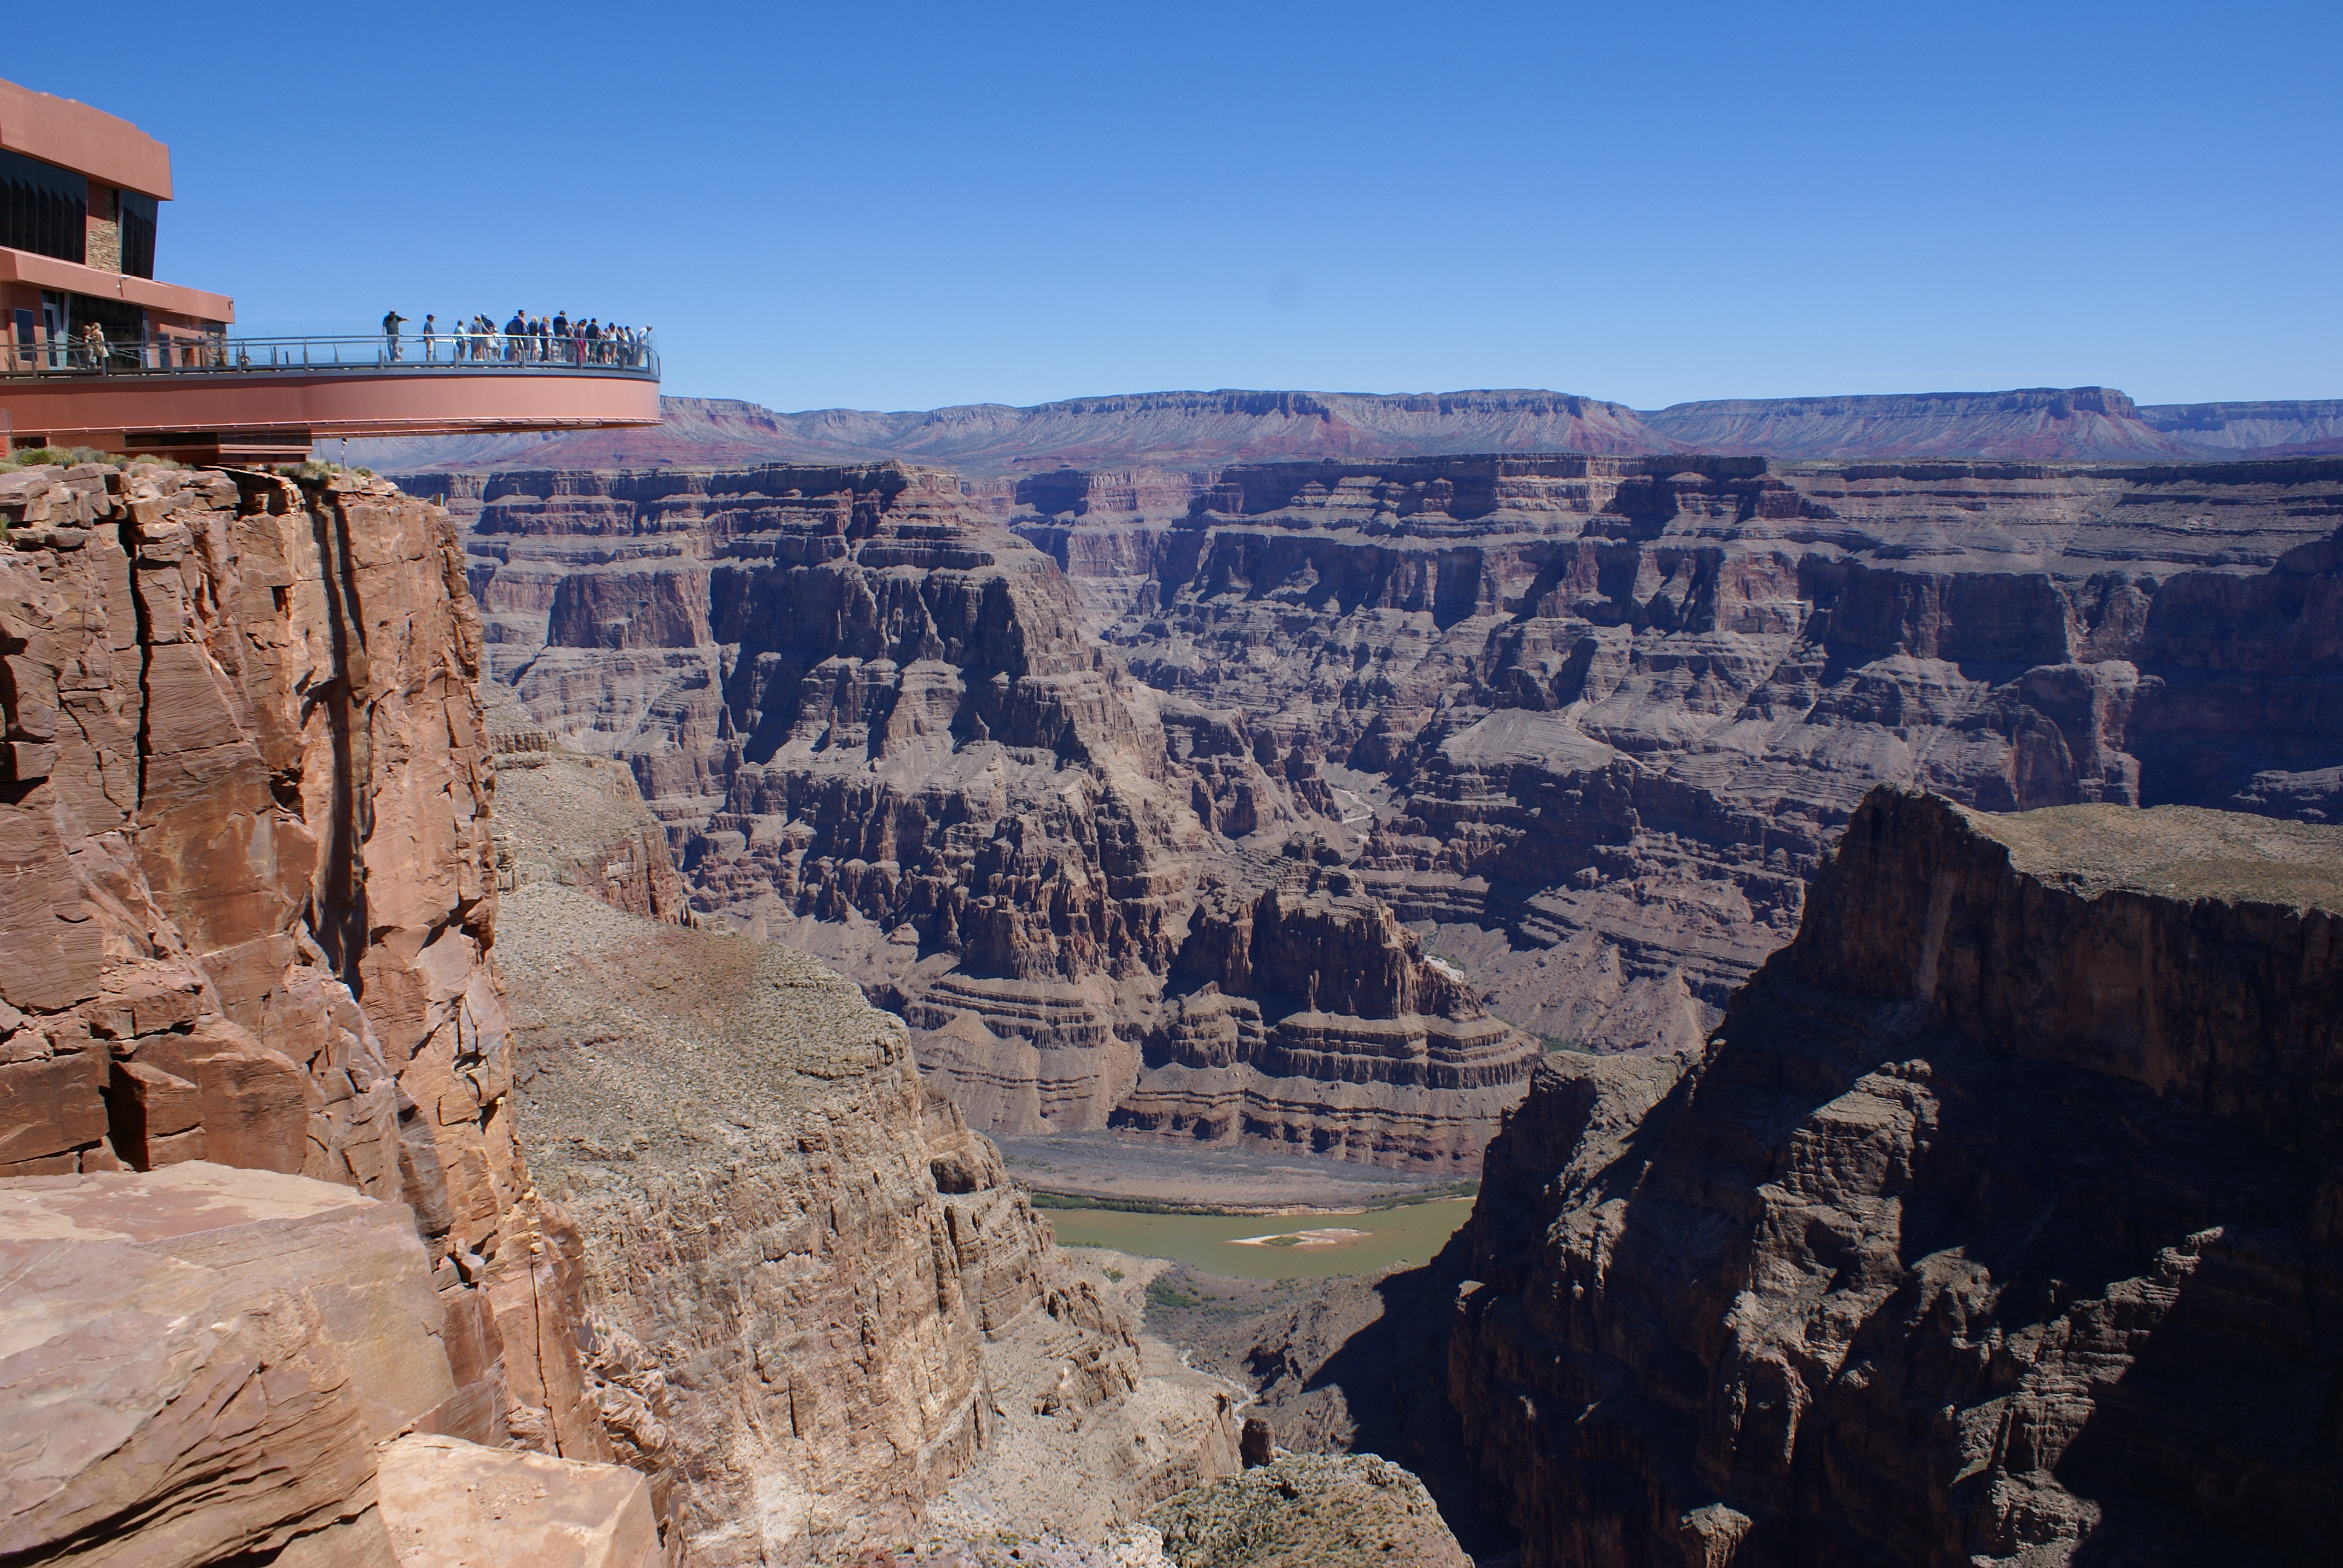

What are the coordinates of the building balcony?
(1, 80, 664, 465)
(1, 330, 660, 463)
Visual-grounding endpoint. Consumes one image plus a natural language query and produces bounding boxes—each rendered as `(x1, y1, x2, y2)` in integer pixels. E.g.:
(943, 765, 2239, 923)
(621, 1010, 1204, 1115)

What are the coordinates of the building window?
(120, 190, 157, 278)
(68, 292, 148, 344)
(0, 149, 87, 265)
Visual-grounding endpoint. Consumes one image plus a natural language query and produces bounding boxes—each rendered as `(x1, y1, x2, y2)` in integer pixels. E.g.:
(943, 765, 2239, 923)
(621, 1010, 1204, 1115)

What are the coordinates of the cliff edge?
(1446, 786, 2343, 1565)
(490, 734, 1242, 1563)
(0, 462, 669, 1562)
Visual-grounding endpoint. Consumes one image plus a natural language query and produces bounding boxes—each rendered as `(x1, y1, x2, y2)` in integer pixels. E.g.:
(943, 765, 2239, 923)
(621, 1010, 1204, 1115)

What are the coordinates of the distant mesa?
(349, 385, 2343, 474)
(1642, 385, 2321, 462)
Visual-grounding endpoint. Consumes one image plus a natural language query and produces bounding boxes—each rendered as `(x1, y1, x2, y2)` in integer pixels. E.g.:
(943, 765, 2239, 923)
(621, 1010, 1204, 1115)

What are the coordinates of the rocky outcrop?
(463, 464, 1538, 1170)
(1110, 866, 1541, 1165)
(0, 462, 672, 1560)
(3, 1165, 437, 1567)
(1443, 786, 2343, 1566)
(1, 1163, 661, 1568)
(376, 1435, 661, 1568)
(490, 745, 1240, 1564)
(1141, 1452, 1471, 1568)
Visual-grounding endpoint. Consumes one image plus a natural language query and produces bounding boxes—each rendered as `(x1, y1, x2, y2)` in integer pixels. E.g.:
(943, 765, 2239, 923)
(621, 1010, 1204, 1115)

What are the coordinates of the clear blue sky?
(37, 1, 2341, 411)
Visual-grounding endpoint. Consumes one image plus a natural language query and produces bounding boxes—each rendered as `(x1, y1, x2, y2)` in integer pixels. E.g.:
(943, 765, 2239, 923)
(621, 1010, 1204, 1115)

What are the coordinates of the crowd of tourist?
(383, 309, 651, 367)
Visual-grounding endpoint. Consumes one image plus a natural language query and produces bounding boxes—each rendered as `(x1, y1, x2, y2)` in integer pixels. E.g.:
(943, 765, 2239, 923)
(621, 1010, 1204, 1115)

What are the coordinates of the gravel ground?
(495, 879, 906, 1187)
(862, 1525, 1168, 1567)
(1142, 1453, 1470, 1568)
(1976, 800, 2343, 906)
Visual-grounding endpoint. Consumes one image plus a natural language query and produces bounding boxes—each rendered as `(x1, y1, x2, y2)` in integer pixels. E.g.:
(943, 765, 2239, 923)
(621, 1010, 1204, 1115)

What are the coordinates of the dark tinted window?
(69, 292, 146, 342)
(0, 149, 87, 265)
(120, 190, 156, 278)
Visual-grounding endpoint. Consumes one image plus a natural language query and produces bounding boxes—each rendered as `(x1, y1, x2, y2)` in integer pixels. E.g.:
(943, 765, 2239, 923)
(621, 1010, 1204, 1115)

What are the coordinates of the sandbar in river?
(1047, 1199, 1473, 1279)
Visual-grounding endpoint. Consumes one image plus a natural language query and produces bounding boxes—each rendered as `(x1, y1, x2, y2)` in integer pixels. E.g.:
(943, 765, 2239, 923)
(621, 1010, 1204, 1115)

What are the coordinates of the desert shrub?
(1146, 1280, 1198, 1312)
(0, 445, 123, 472)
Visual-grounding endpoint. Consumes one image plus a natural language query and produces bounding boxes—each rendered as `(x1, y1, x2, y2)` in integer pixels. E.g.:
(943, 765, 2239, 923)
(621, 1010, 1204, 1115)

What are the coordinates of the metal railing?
(2, 332, 658, 379)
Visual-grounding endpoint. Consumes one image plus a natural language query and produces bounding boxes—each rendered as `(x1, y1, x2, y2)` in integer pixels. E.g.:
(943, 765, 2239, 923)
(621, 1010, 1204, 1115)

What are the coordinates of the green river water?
(1046, 1199, 1475, 1280)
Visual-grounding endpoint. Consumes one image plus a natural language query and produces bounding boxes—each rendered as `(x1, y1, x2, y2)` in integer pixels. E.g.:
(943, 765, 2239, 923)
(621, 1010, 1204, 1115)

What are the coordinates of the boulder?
(375, 1434, 658, 1568)
(0, 1163, 457, 1441)
(0, 1224, 392, 1567)
(102, 1060, 205, 1168)
(0, 1161, 670, 1568)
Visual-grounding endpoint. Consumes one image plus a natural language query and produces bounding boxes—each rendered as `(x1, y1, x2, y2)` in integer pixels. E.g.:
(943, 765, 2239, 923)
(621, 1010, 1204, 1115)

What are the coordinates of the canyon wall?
(1443, 786, 2343, 1566)
(366, 390, 1666, 476)
(450, 453, 2343, 1171)
(0, 461, 671, 1562)
(461, 463, 1536, 1170)
(2136, 397, 2343, 457)
(1074, 452, 2343, 1058)
(488, 743, 1240, 1563)
(1638, 387, 2203, 460)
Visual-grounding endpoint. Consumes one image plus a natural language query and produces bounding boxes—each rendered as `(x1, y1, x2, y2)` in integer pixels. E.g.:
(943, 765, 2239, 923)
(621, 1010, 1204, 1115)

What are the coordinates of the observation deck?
(0, 76, 661, 464)
(1, 330, 661, 463)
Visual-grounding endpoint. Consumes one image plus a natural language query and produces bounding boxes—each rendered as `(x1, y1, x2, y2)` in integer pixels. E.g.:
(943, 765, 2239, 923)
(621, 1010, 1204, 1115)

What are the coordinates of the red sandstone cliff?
(0, 462, 1244, 1568)
(0, 461, 672, 1563)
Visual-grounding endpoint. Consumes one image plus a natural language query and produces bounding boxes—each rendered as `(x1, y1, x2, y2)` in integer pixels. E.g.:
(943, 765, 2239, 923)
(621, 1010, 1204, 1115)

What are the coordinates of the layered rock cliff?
(0, 461, 670, 1561)
(369, 391, 1666, 476)
(1444, 786, 2343, 1565)
(2136, 398, 2343, 457)
(462, 464, 1538, 1170)
(1075, 451, 2343, 1059)
(444, 452, 2343, 1175)
(1638, 387, 2203, 461)
(488, 745, 1240, 1561)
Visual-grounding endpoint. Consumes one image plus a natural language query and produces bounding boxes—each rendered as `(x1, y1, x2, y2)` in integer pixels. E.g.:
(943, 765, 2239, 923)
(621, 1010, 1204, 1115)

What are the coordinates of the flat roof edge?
(0, 79, 172, 200)
(0, 247, 231, 320)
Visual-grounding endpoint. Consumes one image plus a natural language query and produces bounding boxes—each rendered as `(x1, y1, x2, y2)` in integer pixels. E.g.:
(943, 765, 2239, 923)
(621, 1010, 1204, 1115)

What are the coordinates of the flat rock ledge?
(0, 1163, 657, 1568)
(1139, 1453, 1470, 1568)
